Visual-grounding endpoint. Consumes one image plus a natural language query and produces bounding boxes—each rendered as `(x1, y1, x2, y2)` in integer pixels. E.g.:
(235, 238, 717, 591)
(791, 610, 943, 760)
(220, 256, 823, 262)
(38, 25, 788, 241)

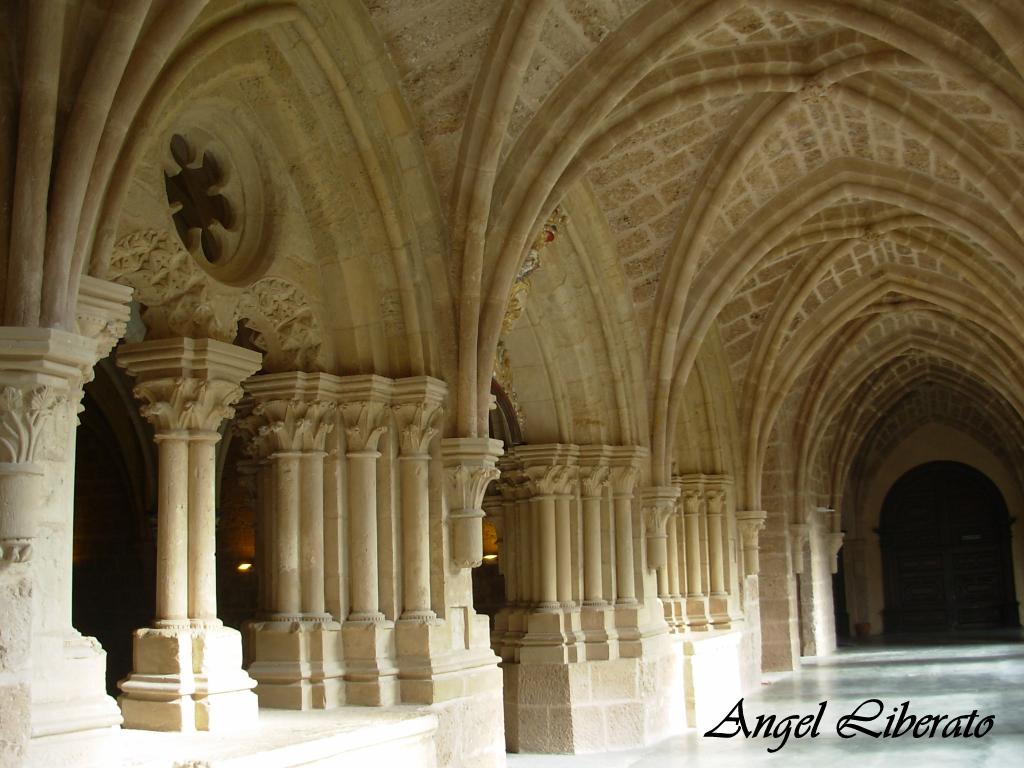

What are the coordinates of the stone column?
(736, 511, 768, 577)
(609, 465, 638, 607)
(117, 337, 261, 732)
(517, 444, 579, 663)
(28, 278, 133, 743)
(244, 372, 343, 710)
(338, 375, 395, 706)
(666, 510, 683, 628)
(391, 377, 445, 622)
(790, 522, 810, 575)
(578, 449, 615, 658)
(0, 327, 99, 763)
(704, 477, 731, 626)
(681, 479, 709, 630)
(607, 446, 647, 657)
(579, 462, 609, 607)
(642, 486, 680, 633)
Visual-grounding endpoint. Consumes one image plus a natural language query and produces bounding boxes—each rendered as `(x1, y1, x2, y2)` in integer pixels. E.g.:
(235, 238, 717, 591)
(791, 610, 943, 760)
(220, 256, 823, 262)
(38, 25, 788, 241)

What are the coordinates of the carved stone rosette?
(641, 486, 681, 571)
(441, 437, 503, 569)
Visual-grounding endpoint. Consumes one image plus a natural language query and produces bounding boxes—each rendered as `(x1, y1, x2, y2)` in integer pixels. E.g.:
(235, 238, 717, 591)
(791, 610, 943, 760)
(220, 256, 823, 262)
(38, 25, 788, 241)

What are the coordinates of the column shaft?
(537, 495, 558, 608)
(555, 494, 573, 606)
(300, 452, 326, 615)
(685, 510, 704, 597)
(708, 510, 726, 596)
(274, 453, 302, 616)
(614, 493, 636, 604)
(155, 435, 189, 624)
(400, 454, 432, 618)
(667, 515, 681, 598)
(187, 436, 219, 623)
(348, 450, 382, 621)
(582, 495, 603, 604)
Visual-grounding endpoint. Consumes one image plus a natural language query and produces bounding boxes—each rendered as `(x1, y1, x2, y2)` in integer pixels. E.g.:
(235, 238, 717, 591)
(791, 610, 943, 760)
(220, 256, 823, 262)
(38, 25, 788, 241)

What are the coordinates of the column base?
(118, 625, 258, 732)
(661, 597, 687, 633)
(342, 620, 398, 706)
(684, 596, 709, 630)
(580, 605, 618, 660)
(397, 613, 501, 705)
(709, 595, 731, 628)
(247, 619, 344, 710)
(31, 631, 122, 738)
(519, 610, 581, 664)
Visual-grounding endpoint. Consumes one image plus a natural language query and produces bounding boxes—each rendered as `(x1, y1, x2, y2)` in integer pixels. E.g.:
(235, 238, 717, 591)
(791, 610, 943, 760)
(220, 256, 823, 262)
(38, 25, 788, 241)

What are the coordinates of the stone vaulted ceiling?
(366, 0, 1024, 506)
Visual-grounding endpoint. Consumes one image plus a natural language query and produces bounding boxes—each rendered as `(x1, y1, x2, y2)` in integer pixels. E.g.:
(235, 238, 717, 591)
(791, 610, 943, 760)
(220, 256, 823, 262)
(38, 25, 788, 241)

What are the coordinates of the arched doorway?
(880, 461, 1018, 632)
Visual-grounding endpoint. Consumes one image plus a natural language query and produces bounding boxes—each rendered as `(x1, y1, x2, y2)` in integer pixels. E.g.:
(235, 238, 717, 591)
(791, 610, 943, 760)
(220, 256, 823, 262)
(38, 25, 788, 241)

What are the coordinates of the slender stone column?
(736, 511, 768, 576)
(642, 486, 680, 633)
(117, 337, 261, 732)
(704, 478, 731, 627)
(273, 452, 302, 616)
(609, 465, 639, 606)
(155, 432, 190, 625)
(244, 371, 344, 710)
(189, 434, 219, 623)
(579, 465, 609, 606)
(681, 479, 709, 630)
(340, 375, 395, 706)
(554, 478, 576, 607)
(392, 377, 445, 621)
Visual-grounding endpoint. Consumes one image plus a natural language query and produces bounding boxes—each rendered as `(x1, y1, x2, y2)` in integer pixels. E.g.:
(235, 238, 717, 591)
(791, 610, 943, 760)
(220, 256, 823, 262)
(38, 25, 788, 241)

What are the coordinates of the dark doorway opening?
(880, 461, 1019, 632)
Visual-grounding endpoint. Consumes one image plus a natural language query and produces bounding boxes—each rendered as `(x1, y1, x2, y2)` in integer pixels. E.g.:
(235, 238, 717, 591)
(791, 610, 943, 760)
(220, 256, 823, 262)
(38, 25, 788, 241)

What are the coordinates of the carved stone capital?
(391, 376, 446, 456)
(117, 337, 262, 434)
(0, 328, 102, 462)
(245, 371, 344, 454)
(441, 437, 503, 569)
(254, 400, 336, 454)
(524, 464, 576, 497)
(580, 465, 609, 498)
(682, 489, 704, 517)
(606, 445, 646, 496)
(133, 377, 245, 434)
(337, 375, 393, 453)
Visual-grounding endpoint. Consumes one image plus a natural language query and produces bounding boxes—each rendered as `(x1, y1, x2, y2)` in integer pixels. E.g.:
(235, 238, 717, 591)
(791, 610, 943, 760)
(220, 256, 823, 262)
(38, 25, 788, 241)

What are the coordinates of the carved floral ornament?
(109, 229, 324, 371)
(0, 385, 68, 464)
(134, 377, 245, 434)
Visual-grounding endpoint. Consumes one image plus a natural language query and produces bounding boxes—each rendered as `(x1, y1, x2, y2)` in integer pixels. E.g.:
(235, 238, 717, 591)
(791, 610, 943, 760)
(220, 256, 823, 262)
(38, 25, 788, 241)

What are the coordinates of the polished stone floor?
(508, 631, 1024, 768)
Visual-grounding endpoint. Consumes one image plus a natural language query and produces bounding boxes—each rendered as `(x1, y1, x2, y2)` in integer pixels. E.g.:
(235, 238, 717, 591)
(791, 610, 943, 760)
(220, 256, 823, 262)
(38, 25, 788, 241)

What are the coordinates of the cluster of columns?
(488, 444, 658, 664)
(240, 373, 501, 709)
(655, 474, 740, 632)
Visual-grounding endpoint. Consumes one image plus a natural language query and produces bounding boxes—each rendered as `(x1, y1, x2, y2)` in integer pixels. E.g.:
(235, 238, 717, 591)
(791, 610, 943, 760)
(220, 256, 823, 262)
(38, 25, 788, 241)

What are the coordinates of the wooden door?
(880, 461, 1017, 632)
